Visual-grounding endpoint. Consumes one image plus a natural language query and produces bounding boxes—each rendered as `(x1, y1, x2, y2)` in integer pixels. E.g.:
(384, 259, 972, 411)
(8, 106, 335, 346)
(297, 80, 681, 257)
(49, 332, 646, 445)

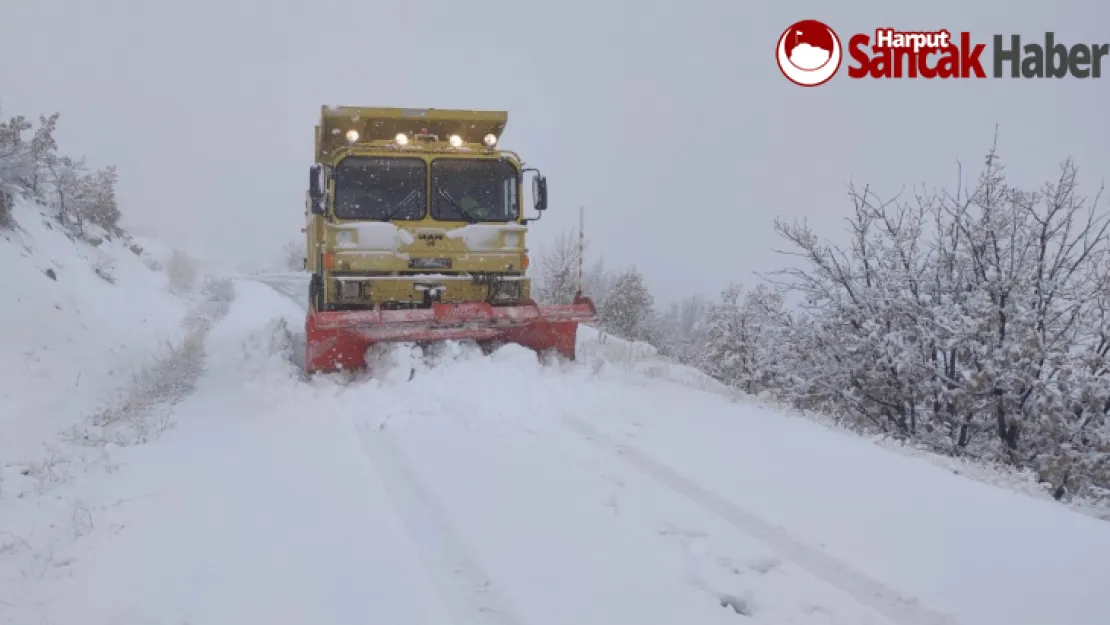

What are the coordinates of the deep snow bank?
(576, 324, 732, 396)
(0, 198, 190, 475)
(0, 199, 236, 623)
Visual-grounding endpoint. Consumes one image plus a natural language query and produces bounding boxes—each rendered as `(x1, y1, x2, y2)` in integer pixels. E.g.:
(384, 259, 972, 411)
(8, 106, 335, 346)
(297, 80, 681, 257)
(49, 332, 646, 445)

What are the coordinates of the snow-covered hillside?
(0, 198, 187, 467)
(2, 260, 1108, 625)
(0, 197, 234, 619)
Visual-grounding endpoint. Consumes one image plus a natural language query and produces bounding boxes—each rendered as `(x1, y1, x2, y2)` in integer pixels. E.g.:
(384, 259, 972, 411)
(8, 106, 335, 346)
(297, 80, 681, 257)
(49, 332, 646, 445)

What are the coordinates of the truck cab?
(304, 106, 549, 314)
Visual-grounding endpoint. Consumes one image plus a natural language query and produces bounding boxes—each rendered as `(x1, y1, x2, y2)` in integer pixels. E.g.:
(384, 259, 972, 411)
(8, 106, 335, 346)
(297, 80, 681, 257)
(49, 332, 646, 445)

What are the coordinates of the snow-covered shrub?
(69, 279, 234, 446)
(693, 141, 1110, 503)
(0, 186, 12, 228)
(527, 136, 1109, 508)
(598, 266, 657, 344)
(653, 294, 710, 366)
(166, 249, 197, 294)
(700, 283, 786, 395)
(0, 109, 40, 194)
(0, 107, 121, 236)
(91, 252, 116, 284)
(45, 156, 121, 235)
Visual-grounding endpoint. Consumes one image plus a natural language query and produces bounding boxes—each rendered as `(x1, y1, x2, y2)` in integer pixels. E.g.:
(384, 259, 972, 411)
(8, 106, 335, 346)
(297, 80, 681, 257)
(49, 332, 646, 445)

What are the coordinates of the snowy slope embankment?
(578, 319, 1110, 521)
(0, 198, 236, 620)
(573, 325, 1095, 509)
(0, 199, 188, 470)
(6, 275, 1107, 625)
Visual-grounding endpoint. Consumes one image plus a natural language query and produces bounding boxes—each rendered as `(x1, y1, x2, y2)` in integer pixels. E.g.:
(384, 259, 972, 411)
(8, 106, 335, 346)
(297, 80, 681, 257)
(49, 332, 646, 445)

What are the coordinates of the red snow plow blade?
(305, 295, 596, 373)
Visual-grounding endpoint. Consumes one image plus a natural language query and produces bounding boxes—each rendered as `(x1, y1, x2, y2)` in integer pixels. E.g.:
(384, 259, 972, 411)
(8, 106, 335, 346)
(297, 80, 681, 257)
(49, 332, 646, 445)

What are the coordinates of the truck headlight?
(448, 134, 463, 147)
(346, 130, 359, 142)
(483, 133, 497, 147)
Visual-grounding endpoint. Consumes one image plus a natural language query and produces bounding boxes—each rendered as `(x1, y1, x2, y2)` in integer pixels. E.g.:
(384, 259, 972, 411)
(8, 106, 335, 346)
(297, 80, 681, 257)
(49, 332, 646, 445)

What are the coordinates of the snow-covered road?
(6, 277, 1109, 625)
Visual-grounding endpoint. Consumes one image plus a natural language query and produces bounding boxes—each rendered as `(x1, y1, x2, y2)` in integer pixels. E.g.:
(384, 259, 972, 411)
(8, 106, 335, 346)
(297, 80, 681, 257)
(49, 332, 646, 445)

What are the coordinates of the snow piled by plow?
(575, 324, 733, 396)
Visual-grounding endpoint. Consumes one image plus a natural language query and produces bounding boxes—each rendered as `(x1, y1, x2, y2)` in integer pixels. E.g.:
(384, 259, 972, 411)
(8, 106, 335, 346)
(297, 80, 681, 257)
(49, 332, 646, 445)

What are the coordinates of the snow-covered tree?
(700, 283, 786, 394)
(533, 226, 615, 310)
(762, 140, 1110, 500)
(79, 165, 121, 231)
(0, 186, 11, 227)
(599, 266, 657, 343)
(0, 109, 34, 192)
(514, 137, 1110, 506)
(28, 112, 59, 194)
(0, 107, 120, 234)
(656, 294, 710, 366)
(43, 156, 120, 234)
(534, 228, 581, 305)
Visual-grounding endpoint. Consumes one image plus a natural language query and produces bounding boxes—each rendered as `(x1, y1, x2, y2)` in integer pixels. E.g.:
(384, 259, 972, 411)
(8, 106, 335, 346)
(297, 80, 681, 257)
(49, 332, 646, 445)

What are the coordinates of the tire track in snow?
(562, 416, 959, 625)
(356, 423, 530, 625)
(255, 272, 945, 622)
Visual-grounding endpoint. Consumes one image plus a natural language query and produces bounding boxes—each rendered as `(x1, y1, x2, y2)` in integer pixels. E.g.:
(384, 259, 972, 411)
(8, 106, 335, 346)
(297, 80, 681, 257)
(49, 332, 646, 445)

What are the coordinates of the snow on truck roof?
(316, 106, 508, 160)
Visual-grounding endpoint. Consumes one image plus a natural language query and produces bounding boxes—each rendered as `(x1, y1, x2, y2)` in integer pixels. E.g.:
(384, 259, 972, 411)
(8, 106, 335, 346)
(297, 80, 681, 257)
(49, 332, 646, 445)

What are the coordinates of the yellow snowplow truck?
(303, 106, 596, 373)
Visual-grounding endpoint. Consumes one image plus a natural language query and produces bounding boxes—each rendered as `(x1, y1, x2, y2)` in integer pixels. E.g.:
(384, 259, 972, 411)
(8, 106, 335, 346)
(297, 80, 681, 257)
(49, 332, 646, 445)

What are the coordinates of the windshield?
(431, 158, 519, 222)
(334, 157, 426, 220)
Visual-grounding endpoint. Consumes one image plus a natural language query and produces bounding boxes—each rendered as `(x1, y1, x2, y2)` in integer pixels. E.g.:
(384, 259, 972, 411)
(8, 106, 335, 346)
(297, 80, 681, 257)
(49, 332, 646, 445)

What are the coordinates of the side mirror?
(308, 164, 326, 215)
(532, 174, 548, 212)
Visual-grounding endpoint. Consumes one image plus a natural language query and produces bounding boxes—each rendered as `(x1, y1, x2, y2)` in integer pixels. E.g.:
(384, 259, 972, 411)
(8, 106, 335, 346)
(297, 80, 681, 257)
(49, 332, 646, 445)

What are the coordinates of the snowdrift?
(575, 324, 732, 396)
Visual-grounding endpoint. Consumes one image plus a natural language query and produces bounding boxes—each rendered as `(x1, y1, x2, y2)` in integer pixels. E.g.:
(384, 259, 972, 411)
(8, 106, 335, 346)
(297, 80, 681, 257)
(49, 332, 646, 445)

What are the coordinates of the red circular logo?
(776, 20, 843, 87)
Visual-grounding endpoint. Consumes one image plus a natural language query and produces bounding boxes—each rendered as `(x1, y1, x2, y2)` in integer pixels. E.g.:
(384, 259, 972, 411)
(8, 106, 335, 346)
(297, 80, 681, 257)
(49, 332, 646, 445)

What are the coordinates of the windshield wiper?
(435, 185, 476, 223)
(381, 189, 419, 221)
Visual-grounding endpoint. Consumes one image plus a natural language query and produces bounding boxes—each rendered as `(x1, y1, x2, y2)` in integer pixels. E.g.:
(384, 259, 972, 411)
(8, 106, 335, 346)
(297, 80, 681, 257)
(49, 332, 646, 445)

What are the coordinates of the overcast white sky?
(2, 0, 1107, 304)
